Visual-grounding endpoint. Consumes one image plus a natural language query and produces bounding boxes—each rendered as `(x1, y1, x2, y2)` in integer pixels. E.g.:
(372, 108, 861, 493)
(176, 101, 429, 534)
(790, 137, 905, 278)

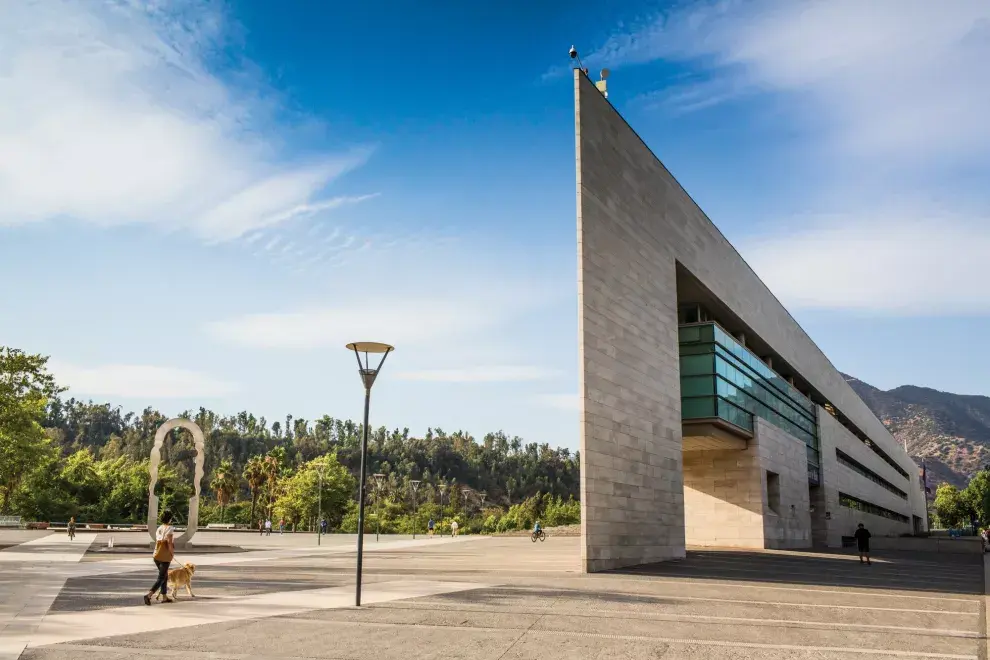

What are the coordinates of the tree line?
(931, 470, 990, 530)
(0, 347, 580, 533)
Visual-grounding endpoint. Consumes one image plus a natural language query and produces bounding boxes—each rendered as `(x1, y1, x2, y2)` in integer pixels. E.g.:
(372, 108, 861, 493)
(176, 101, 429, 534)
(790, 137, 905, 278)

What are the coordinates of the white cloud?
(535, 394, 580, 411)
(0, 0, 372, 241)
(203, 288, 548, 351)
(587, 1, 990, 166)
(51, 361, 237, 399)
(395, 366, 560, 383)
(740, 210, 990, 314)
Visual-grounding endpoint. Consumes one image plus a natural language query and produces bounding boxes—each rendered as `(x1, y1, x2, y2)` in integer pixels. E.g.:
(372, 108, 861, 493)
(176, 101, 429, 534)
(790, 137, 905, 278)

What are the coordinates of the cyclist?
(533, 520, 542, 536)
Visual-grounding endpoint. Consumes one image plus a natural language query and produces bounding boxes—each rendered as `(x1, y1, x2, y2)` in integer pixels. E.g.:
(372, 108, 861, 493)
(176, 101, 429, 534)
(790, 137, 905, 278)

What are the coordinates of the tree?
(0, 348, 62, 512)
(274, 454, 354, 531)
(209, 459, 239, 523)
(242, 456, 267, 526)
(933, 483, 969, 528)
(963, 469, 990, 526)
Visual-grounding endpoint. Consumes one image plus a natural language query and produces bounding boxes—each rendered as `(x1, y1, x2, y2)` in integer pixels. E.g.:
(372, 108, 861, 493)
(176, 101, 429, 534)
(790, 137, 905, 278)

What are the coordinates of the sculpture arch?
(147, 418, 205, 547)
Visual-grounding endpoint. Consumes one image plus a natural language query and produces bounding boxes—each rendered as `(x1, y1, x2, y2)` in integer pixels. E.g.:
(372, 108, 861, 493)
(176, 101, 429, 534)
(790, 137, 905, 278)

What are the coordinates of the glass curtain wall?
(679, 323, 821, 483)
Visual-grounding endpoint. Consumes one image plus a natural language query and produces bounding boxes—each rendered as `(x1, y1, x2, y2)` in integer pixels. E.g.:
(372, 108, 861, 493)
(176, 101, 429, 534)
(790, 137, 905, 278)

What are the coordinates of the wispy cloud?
(395, 366, 560, 383)
(50, 361, 237, 399)
(740, 208, 990, 315)
(0, 0, 373, 241)
(202, 285, 552, 351)
(584, 1, 990, 165)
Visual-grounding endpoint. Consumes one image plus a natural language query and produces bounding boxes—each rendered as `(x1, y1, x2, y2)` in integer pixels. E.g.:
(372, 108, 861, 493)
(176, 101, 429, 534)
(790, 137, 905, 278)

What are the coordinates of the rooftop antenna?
(596, 68, 610, 98)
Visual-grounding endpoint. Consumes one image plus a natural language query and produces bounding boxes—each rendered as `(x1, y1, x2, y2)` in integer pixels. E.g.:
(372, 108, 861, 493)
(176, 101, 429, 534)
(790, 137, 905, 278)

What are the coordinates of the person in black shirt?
(854, 523, 872, 565)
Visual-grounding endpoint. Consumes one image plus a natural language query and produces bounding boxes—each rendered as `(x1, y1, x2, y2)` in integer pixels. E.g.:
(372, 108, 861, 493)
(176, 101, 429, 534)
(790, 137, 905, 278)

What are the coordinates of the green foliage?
(962, 468, 990, 526)
(933, 483, 969, 528)
(0, 348, 62, 512)
(2, 344, 581, 526)
(273, 454, 354, 530)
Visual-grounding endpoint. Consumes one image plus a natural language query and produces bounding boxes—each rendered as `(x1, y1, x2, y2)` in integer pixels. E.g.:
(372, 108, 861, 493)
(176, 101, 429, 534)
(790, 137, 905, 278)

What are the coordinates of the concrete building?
(574, 70, 927, 572)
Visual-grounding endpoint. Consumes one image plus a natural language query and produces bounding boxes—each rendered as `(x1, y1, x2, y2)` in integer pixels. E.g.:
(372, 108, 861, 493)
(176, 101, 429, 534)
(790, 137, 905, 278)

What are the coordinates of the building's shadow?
(610, 548, 984, 596)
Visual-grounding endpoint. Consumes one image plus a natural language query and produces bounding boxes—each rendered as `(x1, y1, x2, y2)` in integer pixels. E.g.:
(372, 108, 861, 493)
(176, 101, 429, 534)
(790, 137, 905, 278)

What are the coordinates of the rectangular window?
(767, 471, 781, 515)
(838, 492, 909, 523)
(836, 449, 908, 500)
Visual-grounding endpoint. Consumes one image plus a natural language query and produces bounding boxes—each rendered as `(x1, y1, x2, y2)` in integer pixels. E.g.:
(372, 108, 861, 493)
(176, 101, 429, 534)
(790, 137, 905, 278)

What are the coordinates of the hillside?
(845, 375, 990, 489)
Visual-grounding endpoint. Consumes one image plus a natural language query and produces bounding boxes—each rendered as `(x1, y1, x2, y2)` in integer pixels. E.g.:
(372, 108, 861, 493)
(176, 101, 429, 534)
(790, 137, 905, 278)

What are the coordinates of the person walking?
(854, 523, 872, 565)
(144, 511, 175, 605)
(451, 520, 459, 537)
(264, 518, 272, 536)
(427, 518, 435, 537)
(67, 516, 76, 541)
(320, 518, 328, 535)
(258, 519, 264, 536)
(278, 518, 285, 535)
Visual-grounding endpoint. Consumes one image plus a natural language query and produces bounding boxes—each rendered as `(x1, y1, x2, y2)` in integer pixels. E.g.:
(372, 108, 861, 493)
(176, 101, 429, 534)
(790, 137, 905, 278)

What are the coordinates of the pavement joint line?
(363, 601, 981, 637)
(639, 563, 980, 587)
(582, 575, 985, 604)
(457, 584, 983, 615)
(288, 618, 980, 659)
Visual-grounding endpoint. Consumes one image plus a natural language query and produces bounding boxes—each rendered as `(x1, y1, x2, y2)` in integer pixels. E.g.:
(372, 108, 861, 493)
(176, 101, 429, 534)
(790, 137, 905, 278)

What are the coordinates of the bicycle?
(530, 529, 546, 543)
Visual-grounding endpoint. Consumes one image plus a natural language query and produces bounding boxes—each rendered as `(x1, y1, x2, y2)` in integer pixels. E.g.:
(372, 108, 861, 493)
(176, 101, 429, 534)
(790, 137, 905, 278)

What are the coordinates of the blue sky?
(1, 1, 988, 451)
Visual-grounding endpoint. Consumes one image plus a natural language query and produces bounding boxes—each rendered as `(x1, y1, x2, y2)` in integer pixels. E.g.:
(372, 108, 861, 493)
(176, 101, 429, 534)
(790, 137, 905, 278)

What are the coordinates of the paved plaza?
(0, 530, 986, 659)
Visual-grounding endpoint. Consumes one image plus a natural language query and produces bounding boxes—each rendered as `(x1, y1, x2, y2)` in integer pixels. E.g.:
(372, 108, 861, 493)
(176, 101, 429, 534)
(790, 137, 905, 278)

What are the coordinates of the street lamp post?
(346, 341, 394, 607)
(439, 484, 448, 537)
(373, 473, 386, 542)
(316, 464, 326, 546)
(410, 480, 421, 539)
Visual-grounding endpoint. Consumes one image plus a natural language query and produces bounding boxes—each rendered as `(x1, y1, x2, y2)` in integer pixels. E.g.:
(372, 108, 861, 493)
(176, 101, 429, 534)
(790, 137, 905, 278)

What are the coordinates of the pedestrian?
(67, 516, 76, 541)
(279, 518, 285, 535)
(854, 523, 872, 565)
(144, 510, 175, 605)
(981, 527, 989, 553)
(264, 518, 272, 536)
(451, 520, 459, 537)
(320, 518, 328, 535)
(258, 519, 264, 536)
(428, 518, 435, 537)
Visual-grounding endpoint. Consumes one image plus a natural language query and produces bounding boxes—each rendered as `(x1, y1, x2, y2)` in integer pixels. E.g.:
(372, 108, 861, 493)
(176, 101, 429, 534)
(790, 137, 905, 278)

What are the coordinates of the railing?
(0, 516, 22, 528)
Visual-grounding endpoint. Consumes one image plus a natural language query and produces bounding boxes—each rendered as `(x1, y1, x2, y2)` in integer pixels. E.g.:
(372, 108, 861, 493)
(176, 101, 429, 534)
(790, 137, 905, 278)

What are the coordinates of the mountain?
(844, 375, 990, 490)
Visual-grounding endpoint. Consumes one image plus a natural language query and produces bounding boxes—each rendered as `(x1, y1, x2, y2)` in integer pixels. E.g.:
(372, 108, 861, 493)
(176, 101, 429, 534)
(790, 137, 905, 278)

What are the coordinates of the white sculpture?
(147, 418, 205, 548)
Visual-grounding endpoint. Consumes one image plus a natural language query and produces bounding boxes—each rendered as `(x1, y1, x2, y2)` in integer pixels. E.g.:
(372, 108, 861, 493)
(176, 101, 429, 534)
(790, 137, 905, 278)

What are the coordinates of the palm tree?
(242, 456, 267, 526)
(209, 459, 239, 524)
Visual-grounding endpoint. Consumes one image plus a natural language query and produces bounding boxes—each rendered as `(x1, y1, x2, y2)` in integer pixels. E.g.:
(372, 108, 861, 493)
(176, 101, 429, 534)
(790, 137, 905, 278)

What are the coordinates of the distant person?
(320, 518, 328, 535)
(534, 520, 542, 534)
(67, 516, 76, 541)
(428, 518, 435, 537)
(451, 520, 459, 537)
(854, 523, 872, 565)
(981, 528, 989, 553)
(264, 518, 272, 536)
(145, 510, 175, 605)
(258, 519, 264, 536)
(279, 518, 285, 535)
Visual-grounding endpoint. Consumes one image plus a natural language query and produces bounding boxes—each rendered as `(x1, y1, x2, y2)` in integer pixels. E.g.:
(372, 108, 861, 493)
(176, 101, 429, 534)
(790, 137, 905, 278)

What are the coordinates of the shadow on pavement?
(612, 548, 984, 595)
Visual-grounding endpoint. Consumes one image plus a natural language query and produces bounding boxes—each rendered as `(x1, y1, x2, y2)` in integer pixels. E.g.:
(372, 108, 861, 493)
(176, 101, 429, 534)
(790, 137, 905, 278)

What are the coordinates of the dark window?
(838, 492, 909, 523)
(767, 471, 781, 515)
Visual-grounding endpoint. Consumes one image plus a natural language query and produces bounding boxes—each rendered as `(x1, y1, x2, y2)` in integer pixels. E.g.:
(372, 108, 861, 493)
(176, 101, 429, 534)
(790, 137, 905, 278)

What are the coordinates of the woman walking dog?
(144, 511, 176, 605)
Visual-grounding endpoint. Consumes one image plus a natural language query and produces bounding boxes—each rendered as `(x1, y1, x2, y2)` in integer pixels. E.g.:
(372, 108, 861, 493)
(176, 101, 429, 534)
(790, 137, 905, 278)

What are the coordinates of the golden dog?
(156, 562, 196, 600)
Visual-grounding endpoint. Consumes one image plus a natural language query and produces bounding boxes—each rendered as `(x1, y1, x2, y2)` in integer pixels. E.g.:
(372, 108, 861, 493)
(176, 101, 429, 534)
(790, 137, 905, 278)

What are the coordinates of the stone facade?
(575, 70, 925, 571)
(683, 419, 811, 550)
(817, 411, 917, 545)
